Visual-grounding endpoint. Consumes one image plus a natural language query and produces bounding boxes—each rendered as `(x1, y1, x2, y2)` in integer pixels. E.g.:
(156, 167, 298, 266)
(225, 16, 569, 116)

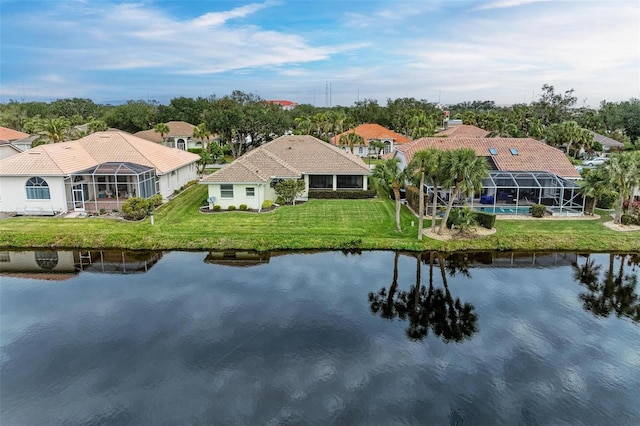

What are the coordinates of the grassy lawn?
(1, 184, 638, 252)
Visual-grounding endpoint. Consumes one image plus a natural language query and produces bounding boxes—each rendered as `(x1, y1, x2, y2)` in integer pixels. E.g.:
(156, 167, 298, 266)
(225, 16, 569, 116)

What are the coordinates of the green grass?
(1, 185, 638, 252)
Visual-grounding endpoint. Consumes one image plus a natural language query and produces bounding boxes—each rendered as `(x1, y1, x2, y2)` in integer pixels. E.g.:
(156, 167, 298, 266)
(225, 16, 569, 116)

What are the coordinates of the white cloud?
(476, 0, 556, 10)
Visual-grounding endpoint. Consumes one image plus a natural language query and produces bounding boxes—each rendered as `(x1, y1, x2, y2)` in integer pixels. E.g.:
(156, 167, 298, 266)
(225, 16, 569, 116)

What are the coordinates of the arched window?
(26, 177, 51, 200)
(34, 251, 58, 270)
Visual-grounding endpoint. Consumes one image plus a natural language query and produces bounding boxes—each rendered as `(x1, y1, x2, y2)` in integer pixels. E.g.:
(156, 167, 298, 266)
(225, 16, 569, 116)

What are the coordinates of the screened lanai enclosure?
(427, 171, 585, 216)
(65, 162, 159, 212)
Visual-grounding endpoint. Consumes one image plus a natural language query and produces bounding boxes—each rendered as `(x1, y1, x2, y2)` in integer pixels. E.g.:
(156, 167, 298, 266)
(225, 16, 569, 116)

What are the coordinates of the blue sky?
(1, 0, 638, 107)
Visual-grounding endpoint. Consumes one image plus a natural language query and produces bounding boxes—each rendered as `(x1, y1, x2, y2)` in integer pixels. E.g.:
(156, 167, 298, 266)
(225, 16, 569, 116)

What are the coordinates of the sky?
(0, 0, 638, 107)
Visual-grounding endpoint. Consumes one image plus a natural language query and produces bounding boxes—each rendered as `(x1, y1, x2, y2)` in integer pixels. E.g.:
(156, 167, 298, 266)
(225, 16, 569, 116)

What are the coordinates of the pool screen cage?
(425, 171, 585, 216)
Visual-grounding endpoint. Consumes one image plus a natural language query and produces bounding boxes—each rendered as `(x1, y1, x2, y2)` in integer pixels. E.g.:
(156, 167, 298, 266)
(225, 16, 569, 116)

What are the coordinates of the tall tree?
(154, 122, 170, 140)
(438, 149, 489, 235)
(34, 117, 73, 144)
(602, 152, 640, 223)
(193, 123, 212, 153)
(339, 131, 364, 154)
(408, 149, 440, 240)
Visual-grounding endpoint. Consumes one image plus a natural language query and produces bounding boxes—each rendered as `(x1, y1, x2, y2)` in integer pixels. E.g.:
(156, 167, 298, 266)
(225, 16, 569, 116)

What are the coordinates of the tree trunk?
(438, 183, 461, 235)
(393, 183, 402, 231)
(614, 192, 624, 224)
(431, 180, 439, 232)
(418, 172, 425, 240)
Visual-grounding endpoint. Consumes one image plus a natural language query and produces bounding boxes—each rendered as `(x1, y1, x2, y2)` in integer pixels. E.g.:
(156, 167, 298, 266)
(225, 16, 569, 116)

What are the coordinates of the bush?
(405, 186, 423, 213)
(239, 204, 248, 211)
(149, 194, 163, 207)
(597, 191, 618, 209)
(227, 205, 236, 211)
(112, 209, 119, 213)
(99, 208, 107, 215)
(620, 214, 635, 226)
(121, 197, 150, 220)
(446, 208, 477, 233)
(262, 200, 274, 209)
(202, 198, 209, 206)
(475, 211, 496, 229)
(213, 205, 221, 211)
(531, 204, 546, 218)
(308, 189, 377, 199)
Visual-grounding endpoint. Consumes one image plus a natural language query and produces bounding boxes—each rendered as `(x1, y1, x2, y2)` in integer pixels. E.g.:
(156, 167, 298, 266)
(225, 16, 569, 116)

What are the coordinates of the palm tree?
(154, 122, 170, 140)
(371, 157, 410, 232)
(34, 117, 73, 144)
(193, 123, 212, 153)
(408, 149, 440, 240)
(368, 251, 401, 320)
(602, 152, 640, 223)
(339, 131, 364, 154)
(579, 168, 608, 215)
(438, 149, 489, 235)
(294, 116, 314, 135)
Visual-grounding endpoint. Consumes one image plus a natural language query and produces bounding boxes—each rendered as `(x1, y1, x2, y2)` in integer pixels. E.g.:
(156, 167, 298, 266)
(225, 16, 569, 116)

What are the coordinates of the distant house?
(0, 131, 199, 215)
(134, 121, 211, 151)
(265, 100, 299, 110)
(434, 124, 490, 138)
(331, 124, 410, 157)
(200, 135, 371, 210)
(0, 126, 29, 142)
(589, 131, 624, 154)
(0, 140, 22, 160)
(10, 135, 39, 152)
(392, 137, 585, 215)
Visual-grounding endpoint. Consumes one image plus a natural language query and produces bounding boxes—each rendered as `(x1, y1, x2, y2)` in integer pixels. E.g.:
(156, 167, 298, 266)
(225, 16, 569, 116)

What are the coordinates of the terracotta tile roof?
(0, 126, 29, 141)
(435, 124, 490, 138)
(395, 137, 580, 179)
(134, 121, 198, 143)
(202, 135, 371, 183)
(0, 131, 199, 176)
(331, 123, 410, 146)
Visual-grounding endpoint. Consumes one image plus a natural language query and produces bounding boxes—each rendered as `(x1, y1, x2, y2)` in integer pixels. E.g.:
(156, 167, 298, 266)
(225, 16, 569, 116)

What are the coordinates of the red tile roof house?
(392, 137, 586, 216)
(200, 135, 371, 211)
(0, 126, 29, 142)
(434, 124, 490, 138)
(331, 124, 410, 158)
(0, 131, 199, 215)
(134, 121, 212, 151)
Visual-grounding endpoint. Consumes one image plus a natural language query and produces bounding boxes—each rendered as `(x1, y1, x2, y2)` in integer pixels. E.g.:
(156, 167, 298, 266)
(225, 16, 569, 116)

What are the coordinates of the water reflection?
(369, 252, 478, 342)
(0, 249, 163, 279)
(573, 253, 640, 322)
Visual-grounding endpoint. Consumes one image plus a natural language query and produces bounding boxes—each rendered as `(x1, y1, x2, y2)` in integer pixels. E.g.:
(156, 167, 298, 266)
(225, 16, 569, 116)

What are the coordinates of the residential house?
(0, 126, 29, 142)
(265, 100, 299, 110)
(392, 137, 585, 215)
(134, 121, 210, 151)
(589, 131, 624, 154)
(331, 123, 410, 157)
(434, 124, 490, 138)
(0, 140, 22, 160)
(200, 135, 371, 210)
(0, 131, 199, 215)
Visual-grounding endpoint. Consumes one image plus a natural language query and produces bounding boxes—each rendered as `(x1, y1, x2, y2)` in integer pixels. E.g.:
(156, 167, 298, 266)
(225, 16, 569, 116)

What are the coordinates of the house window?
(246, 187, 255, 197)
(309, 175, 333, 189)
(358, 147, 363, 154)
(221, 184, 234, 198)
(510, 148, 518, 155)
(337, 175, 363, 189)
(25, 177, 50, 200)
(489, 148, 498, 155)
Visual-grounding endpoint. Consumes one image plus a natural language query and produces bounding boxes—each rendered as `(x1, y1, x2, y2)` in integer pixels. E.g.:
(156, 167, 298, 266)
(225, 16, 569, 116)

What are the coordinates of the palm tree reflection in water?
(369, 252, 478, 342)
(573, 253, 640, 323)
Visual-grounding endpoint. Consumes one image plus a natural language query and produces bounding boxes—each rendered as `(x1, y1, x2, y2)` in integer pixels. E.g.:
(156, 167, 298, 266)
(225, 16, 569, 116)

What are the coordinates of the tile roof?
(331, 123, 410, 146)
(435, 124, 490, 138)
(134, 121, 199, 143)
(395, 137, 580, 179)
(589, 131, 624, 148)
(0, 126, 29, 141)
(202, 135, 371, 183)
(0, 131, 199, 176)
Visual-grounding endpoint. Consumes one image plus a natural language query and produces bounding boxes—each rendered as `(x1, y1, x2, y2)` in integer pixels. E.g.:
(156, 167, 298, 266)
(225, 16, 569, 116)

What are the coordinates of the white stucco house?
(200, 135, 371, 210)
(0, 131, 199, 215)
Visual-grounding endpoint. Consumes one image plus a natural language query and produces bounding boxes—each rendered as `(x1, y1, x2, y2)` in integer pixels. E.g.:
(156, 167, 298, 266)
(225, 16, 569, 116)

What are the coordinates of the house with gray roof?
(0, 131, 199, 215)
(589, 131, 624, 154)
(200, 135, 371, 210)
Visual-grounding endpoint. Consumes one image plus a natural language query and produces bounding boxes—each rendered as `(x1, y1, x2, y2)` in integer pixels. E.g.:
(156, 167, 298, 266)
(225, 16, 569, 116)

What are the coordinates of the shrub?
(149, 194, 163, 207)
(99, 208, 107, 215)
(213, 205, 221, 211)
(262, 200, 274, 209)
(531, 204, 546, 218)
(446, 208, 477, 233)
(475, 211, 496, 229)
(112, 209, 119, 213)
(202, 199, 209, 206)
(308, 189, 377, 199)
(620, 214, 635, 226)
(274, 179, 306, 204)
(239, 204, 248, 211)
(227, 205, 236, 211)
(122, 197, 150, 220)
(597, 191, 618, 209)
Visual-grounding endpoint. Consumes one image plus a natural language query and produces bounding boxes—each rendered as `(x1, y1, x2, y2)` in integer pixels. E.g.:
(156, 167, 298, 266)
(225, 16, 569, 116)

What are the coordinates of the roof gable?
(435, 124, 490, 138)
(331, 124, 410, 146)
(134, 121, 198, 143)
(0, 126, 29, 141)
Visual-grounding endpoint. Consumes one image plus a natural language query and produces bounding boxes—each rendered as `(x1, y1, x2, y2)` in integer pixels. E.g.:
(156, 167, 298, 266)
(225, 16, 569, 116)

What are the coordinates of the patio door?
(72, 184, 85, 211)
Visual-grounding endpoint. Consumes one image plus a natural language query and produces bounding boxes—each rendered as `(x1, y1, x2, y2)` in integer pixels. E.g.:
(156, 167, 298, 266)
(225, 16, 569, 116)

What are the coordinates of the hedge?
(531, 204, 546, 218)
(597, 191, 618, 209)
(474, 211, 496, 229)
(405, 186, 422, 213)
(308, 189, 377, 199)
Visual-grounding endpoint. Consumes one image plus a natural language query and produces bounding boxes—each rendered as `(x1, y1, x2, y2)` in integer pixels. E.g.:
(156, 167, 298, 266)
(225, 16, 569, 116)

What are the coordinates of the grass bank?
(0, 185, 638, 252)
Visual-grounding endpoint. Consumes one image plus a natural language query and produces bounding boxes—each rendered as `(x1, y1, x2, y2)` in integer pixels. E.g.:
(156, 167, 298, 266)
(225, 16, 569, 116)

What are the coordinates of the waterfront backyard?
(0, 184, 638, 252)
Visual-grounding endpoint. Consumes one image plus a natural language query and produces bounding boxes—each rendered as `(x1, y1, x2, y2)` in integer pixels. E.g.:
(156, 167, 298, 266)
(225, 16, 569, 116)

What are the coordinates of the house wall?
(206, 183, 266, 210)
(0, 250, 76, 273)
(0, 175, 67, 213)
(158, 163, 197, 198)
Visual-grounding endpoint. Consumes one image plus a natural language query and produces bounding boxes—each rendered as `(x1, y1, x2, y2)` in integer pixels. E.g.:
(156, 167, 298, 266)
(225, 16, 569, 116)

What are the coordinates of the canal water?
(1, 250, 639, 425)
